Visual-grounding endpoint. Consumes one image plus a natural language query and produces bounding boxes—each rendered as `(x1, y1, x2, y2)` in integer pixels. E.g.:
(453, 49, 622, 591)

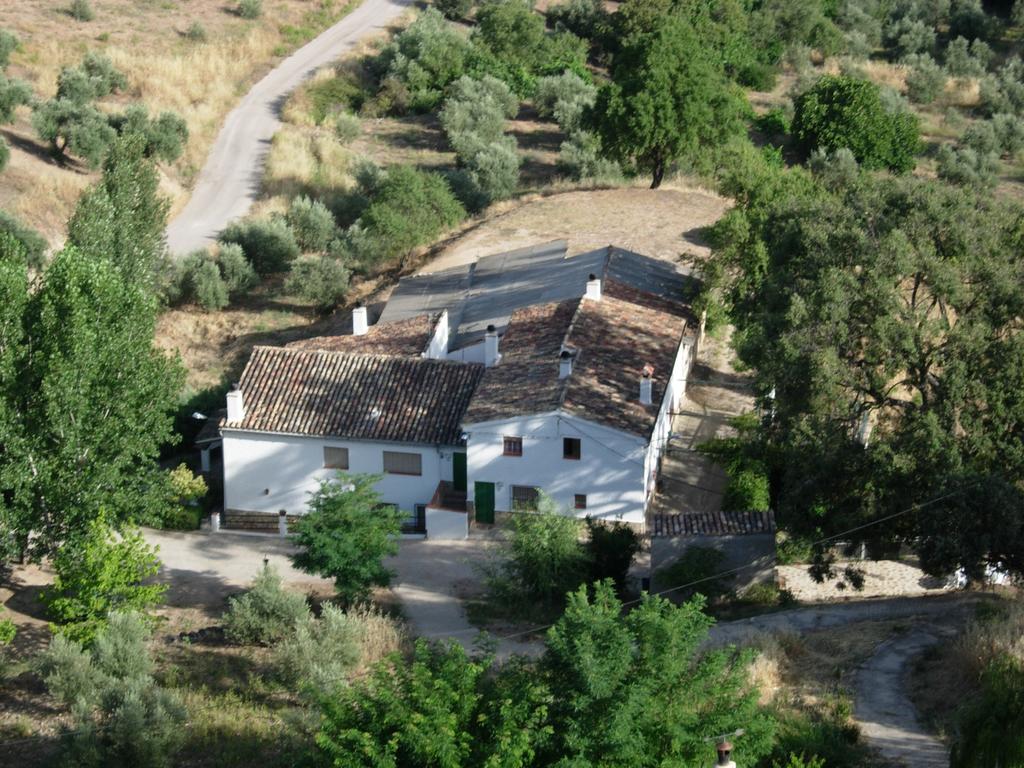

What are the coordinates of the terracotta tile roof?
(463, 280, 693, 437)
(462, 300, 580, 425)
(651, 510, 776, 538)
(224, 346, 484, 445)
(286, 314, 434, 357)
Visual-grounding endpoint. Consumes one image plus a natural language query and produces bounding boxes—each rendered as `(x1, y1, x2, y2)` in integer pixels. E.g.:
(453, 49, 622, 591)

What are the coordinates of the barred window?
(511, 485, 540, 511)
(383, 451, 422, 476)
(323, 446, 349, 470)
(503, 436, 523, 456)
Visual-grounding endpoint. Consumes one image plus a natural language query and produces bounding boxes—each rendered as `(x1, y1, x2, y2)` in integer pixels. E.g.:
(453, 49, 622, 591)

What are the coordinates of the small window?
(563, 437, 581, 460)
(574, 494, 587, 510)
(383, 451, 422, 476)
(511, 485, 540, 511)
(323, 446, 349, 469)
(503, 436, 523, 456)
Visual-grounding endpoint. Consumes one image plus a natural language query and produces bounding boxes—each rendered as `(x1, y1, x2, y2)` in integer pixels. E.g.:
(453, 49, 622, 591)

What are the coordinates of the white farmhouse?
(219, 241, 701, 537)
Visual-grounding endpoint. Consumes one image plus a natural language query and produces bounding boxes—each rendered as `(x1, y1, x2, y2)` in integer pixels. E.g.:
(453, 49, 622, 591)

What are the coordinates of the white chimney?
(585, 273, 602, 301)
(226, 387, 245, 422)
(639, 366, 653, 406)
(484, 324, 501, 368)
(559, 349, 573, 379)
(352, 303, 368, 336)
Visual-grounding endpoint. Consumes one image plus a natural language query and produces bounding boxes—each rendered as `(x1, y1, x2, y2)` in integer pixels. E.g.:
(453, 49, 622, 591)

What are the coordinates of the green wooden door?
(453, 453, 467, 493)
(474, 481, 495, 524)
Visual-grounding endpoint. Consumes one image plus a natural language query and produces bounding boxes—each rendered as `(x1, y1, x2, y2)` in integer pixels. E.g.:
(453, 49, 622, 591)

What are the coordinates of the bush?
(945, 36, 989, 79)
(754, 107, 790, 137)
(0, 136, 8, 173)
(217, 242, 258, 294)
(936, 143, 999, 190)
(37, 612, 186, 768)
(307, 74, 366, 123)
(291, 473, 403, 603)
(535, 71, 595, 132)
(776, 535, 815, 565)
(792, 74, 920, 172)
(0, 29, 18, 69)
(352, 166, 465, 268)
(334, 111, 361, 143)
(0, 607, 15, 647)
(286, 195, 338, 252)
(457, 135, 521, 204)
(0, 74, 32, 123)
(44, 514, 167, 644)
(486, 493, 588, 611)
(0, 209, 47, 268)
(584, 518, 640, 590)
(904, 54, 946, 104)
(376, 9, 476, 113)
(435, 0, 473, 20)
(219, 217, 300, 274)
(223, 564, 310, 645)
(277, 602, 362, 693)
(546, 0, 607, 41)
(557, 130, 620, 180)
(949, 0, 997, 42)
(723, 466, 771, 512)
(185, 21, 207, 42)
(191, 258, 228, 310)
(440, 75, 519, 151)
(884, 17, 934, 58)
(285, 254, 351, 313)
(993, 112, 1024, 156)
(962, 121, 998, 156)
(109, 104, 189, 164)
(655, 546, 728, 601)
(157, 464, 207, 530)
(237, 0, 262, 19)
(69, 0, 95, 22)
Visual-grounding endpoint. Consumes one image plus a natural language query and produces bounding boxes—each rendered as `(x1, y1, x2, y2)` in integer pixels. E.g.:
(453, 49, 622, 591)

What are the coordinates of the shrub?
(353, 166, 465, 268)
(792, 74, 920, 172)
(776, 535, 815, 565)
(584, 518, 640, 590)
(949, 0, 997, 42)
(557, 130, 620, 180)
(546, 0, 607, 41)
(457, 135, 521, 204)
(884, 17, 934, 58)
(69, 0, 95, 22)
(0, 607, 15, 647)
(185, 21, 207, 42)
(307, 74, 366, 123)
(376, 9, 476, 113)
(0, 136, 8, 173)
(485, 492, 588, 611)
(223, 564, 310, 645)
(217, 242, 258, 294)
(191, 257, 228, 310)
(290, 473, 403, 603)
(655, 546, 728, 601)
(936, 143, 999, 190)
(993, 112, 1024, 156)
(945, 36, 989, 79)
(435, 0, 473, 20)
(535, 70, 595, 132)
(237, 0, 263, 19)
(109, 104, 189, 164)
(44, 514, 167, 644)
(0, 29, 18, 69)
(334, 111, 361, 143)
(962, 121, 999, 156)
(285, 254, 351, 313)
(754, 107, 790, 137)
(0, 74, 32, 123)
(0, 209, 47, 268)
(286, 195, 338, 252)
(952, 655, 1024, 768)
(723, 466, 771, 512)
(440, 75, 519, 151)
(219, 217, 300, 274)
(37, 612, 186, 768)
(158, 464, 207, 530)
(904, 54, 946, 104)
(277, 602, 362, 693)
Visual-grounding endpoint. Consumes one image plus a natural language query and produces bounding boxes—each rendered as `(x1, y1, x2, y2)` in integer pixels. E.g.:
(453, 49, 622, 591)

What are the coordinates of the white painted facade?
(465, 411, 649, 524)
(221, 430, 454, 518)
(643, 336, 697, 507)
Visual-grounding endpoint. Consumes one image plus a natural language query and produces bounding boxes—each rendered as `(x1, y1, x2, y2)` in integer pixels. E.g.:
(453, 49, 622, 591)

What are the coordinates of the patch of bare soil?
(426, 184, 730, 273)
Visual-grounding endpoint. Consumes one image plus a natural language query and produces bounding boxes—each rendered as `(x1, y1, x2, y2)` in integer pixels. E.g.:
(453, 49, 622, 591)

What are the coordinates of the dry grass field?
(0, 0, 358, 244)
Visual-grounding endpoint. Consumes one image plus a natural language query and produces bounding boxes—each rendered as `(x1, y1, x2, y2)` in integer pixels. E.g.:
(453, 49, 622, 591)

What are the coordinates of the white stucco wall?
(643, 336, 696, 510)
(222, 431, 451, 516)
(464, 411, 648, 524)
(425, 507, 469, 539)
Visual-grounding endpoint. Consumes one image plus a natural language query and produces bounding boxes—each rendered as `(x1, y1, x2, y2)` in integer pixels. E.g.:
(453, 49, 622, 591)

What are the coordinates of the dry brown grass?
(0, 0, 358, 243)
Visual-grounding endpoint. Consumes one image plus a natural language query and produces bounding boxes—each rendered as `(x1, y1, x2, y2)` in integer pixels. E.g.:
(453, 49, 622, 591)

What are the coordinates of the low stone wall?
(650, 533, 776, 594)
(223, 510, 302, 533)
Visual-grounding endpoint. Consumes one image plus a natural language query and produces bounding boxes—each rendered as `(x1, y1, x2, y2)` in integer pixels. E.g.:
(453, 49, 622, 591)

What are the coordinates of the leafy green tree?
(57, 53, 128, 103)
(32, 98, 116, 167)
(67, 133, 171, 286)
(557, 130, 620, 180)
(474, 0, 549, 72)
(936, 142, 999, 190)
(591, 15, 745, 187)
(316, 639, 551, 767)
(440, 75, 519, 150)
(37, 611, 186, 767)
(44, 512, 167, 643)
(535, 70, 596, 132)
(191, 258, 229, 310)
(291, 473, 404, 603)
(792, 75, 920, 172)
(0, 246, 183, 561)
(0, 74, 31, 122)
(904, 53, 946, 104)
(436, 0, 473, 20)
(285, 195, 338, 252)
(704, 166, 1024, 578)
(109, 104, 189, 163)
(219, 216, 300, 275)
(285, 254, 351, 314)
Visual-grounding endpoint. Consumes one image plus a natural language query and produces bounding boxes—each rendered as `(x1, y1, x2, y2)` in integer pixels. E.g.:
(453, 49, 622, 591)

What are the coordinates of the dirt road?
(165, 0, 411, 255)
